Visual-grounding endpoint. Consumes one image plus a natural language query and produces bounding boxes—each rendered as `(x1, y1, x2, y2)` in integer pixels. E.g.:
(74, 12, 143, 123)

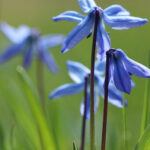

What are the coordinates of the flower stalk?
(90, 9, 100, 150)
(80, 75, 89, 150)
(123, 106, 127, 150)
(36, 58, 46, 113)
(101, 50, 110, 150)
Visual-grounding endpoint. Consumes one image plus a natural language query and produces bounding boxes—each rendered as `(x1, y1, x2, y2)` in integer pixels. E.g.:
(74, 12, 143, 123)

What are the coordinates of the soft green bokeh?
(0, 0, 150, 149)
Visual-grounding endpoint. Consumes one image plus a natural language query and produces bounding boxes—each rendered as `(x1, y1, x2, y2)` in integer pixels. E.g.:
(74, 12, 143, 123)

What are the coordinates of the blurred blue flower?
(0, 22, 64, 72)
(53, 0, 148, 58)
(49, 60, 125, 119)
(107, 49, 150, 94)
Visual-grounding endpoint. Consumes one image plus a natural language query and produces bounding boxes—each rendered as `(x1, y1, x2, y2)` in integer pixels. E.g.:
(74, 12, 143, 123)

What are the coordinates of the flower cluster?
(0, 0, 150, 149)
(50, 0, 150, 118)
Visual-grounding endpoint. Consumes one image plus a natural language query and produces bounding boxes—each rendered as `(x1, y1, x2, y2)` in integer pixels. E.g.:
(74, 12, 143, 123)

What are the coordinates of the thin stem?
(80, 76, 89, 150)
(101, 51, 110, 150)
(123, 106, 127, 150)
(140, 52, 150, 136)
(90, 9, 100, 150)
(36, 58, 45, 113)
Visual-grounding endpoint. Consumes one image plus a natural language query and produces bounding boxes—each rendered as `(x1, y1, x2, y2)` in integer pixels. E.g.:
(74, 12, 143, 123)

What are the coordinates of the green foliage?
(16, 66, 56, 150)
(140, 53, 150, 136)
(135, 125, 150, 150)
(0, 0, 150, 149)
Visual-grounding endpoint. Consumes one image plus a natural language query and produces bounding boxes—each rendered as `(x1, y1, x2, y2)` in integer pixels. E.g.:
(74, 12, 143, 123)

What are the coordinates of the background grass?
(0, 0, 150, 149)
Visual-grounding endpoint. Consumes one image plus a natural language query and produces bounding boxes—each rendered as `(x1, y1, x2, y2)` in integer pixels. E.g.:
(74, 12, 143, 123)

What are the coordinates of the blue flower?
(107, 49, 150, 94)
(0, 22, 64, 72)
(49, 60, 125, 119)
(53, 0, 148, 58)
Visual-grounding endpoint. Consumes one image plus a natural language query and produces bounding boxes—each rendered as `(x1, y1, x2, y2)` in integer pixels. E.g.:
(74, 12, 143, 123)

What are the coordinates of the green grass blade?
(140, 53, 150, 136)
(73, 141, 78, 150)
(123, 107, 128, 150)
(135, 125, 150, 150)
(17, 66, 56, 150)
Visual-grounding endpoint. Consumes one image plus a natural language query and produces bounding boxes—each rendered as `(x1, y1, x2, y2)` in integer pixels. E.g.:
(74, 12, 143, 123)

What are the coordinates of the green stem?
(123, 107, 127, 150)
(140, 52, 150, 136)
(36, 58, 46, 113)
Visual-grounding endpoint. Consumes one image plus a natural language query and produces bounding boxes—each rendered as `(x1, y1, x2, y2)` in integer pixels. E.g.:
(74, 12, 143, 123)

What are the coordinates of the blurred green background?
(0, 0, 150, 149)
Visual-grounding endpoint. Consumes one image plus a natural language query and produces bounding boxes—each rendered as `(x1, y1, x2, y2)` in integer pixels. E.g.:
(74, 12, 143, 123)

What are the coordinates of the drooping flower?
(0, 22, 64, 72)
(49, 60, 125, 119)
(53, 0, 148, 58)
(107, 49, 150, 94)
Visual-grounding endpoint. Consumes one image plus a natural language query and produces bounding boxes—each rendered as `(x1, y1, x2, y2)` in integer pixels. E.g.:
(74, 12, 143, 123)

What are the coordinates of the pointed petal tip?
(50, 66, 59, 74)
(48, 94, 53, 99)
(52, 17, 58, 22)
(125, 89, 131, 94)
(141, 18, 149, 25)
(61, 47, 69, 53)
(48, 92, 56, 99)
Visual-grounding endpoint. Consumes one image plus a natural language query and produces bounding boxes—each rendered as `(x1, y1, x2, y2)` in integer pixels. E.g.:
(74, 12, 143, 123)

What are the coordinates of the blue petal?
(67, 60, 90, 83)
(97, 75, 124, 107)
(108, 82, 124, 108)
(77, 0, 97, 13)
(0, 22, 30, 43)
(40, 35, 65, 48)
(62, 12, 95, 53)
(112, 55, 132, 94)
(95, 59, 105, 74)
(104, 4, 130, 16)
(0, 42, 25, 63)
(80, 91, 90, 119)
(116, 49, 150, 78)
(97, 22, 111, 59)
(23, 46, 33, 69)
(103, 15, 148, 30)
(49, 83, 84, 99)
(80, 86, 100, 120)
(39, 48, 58, 73)
(52, 11, 84, 22)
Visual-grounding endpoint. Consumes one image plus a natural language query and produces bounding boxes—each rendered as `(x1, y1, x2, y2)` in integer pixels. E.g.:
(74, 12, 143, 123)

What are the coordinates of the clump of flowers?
(52, 0, 149, 149)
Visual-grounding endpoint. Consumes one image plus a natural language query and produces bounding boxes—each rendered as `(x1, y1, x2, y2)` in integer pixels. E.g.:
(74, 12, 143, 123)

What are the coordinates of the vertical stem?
(90, 9, 100, 150)
(101, 51, 110, 150)
(123, 106, 127, 150)
(80, 76, 89, 150)
(140, 52, 150, 136)
(36, 58, 45, 113)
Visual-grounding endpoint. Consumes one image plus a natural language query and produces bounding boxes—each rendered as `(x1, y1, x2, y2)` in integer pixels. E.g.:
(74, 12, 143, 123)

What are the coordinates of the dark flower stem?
(90, 9, 100, 150)
(101, 51, 110, 150)
(36, 58, 46, 113)
(80, 75, 89, 150)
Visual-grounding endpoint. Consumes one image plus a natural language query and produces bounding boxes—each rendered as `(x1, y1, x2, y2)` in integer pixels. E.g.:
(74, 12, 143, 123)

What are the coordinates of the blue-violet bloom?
(107, 49, 150, 94)
(49, 60, 125, 119)
(0, 22, 64, 72)
(53, 0, 148, 59)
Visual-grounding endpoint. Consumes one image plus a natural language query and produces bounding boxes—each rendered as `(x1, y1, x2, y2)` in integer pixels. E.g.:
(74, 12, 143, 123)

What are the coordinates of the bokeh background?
(0, 0, 150, 149)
